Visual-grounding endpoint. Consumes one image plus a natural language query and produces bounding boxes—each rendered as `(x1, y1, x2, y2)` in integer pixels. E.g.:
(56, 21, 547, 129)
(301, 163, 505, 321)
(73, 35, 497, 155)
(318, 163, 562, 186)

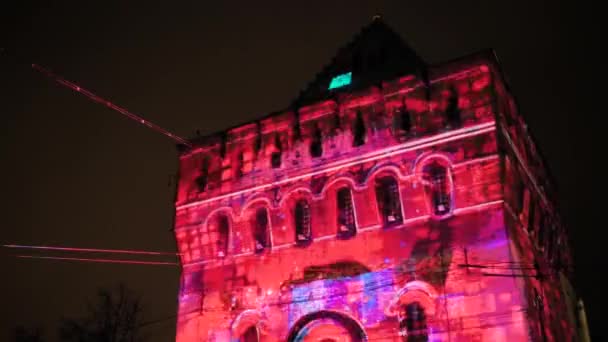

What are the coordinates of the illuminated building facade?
(173, 19, 585, 341)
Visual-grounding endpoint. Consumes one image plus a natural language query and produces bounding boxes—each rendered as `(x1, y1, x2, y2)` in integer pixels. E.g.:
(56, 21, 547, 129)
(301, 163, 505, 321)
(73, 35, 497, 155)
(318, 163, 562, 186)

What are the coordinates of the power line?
(0, 48, 192, 148)
(16, 255, 179, 266)
(3, 244, 181, 256)
(30, 63, 192, 147)
(139, 315, 178, 328)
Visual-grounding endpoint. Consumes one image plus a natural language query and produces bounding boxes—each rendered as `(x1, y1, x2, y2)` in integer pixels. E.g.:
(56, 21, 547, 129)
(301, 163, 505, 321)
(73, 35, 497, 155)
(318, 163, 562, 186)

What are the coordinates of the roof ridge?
(290, 18, 426, 106)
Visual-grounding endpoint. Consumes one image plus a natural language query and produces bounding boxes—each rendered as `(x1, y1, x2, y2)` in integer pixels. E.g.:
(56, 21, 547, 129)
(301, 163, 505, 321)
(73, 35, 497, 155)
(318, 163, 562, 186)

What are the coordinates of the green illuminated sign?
(328, 72, 352, 90)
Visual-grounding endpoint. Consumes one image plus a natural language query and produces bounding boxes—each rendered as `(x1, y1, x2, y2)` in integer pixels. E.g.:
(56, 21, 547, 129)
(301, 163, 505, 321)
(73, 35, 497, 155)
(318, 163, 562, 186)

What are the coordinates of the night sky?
(1, 2, 602, 341)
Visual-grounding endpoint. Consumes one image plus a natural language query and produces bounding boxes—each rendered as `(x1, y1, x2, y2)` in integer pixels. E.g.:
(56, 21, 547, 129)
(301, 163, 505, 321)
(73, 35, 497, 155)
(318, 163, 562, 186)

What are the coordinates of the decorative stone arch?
(364, 162, 405, 184)
(278, 184, 315, 207)
(202, 206, 236, 230)
(286, 310, 368, 342)
(231, 310, 263, 341)
(385, 280, 439, 318)
(412, 152, 454, 176)
(239, 194, 275, 218)
(319, 173, 361, 198)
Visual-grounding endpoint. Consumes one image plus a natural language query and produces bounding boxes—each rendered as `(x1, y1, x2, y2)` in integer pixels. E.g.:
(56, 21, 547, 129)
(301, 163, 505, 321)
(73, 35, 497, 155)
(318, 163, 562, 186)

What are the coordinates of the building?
(172, 18, 586, 341)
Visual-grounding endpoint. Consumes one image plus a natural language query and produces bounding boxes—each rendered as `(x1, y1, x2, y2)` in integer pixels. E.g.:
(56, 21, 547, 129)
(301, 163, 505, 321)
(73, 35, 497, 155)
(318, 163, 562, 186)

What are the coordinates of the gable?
(291, 17, 428, 106)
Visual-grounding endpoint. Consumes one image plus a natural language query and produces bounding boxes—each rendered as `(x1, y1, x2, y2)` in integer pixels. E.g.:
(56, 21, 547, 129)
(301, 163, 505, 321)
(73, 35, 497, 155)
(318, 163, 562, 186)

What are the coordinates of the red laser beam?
(16, 255, 179, 266)
(30, 63, 192, 148)
(3, 244, 181, 256)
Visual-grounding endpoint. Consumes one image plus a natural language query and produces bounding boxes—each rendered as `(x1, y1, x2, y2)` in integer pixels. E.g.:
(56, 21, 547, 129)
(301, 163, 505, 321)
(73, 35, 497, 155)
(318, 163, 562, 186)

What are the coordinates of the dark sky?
(1, 1, 602, 341)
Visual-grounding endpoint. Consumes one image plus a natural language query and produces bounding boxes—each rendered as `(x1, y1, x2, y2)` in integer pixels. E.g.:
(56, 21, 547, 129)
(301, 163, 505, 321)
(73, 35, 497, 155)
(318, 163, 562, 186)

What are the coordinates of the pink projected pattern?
(172, 52, 577, 341)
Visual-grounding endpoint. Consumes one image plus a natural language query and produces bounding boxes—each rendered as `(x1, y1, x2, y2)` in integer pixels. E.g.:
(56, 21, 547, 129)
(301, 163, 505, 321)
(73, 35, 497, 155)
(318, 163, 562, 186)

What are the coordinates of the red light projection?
(16, 255, 179, 266)
(30, 63, 191, 147)
(171, 49, 582, 341)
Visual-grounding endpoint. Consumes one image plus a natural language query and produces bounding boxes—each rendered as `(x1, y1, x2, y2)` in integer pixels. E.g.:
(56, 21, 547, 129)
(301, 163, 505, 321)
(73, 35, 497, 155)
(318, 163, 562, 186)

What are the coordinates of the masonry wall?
(172, 56, 539, 341)
(494, 70, 578, 341)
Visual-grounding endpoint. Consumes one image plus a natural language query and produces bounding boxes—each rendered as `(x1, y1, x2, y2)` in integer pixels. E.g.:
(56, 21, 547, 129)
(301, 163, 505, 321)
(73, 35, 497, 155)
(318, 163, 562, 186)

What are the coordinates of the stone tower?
(172, 18, 582, 341)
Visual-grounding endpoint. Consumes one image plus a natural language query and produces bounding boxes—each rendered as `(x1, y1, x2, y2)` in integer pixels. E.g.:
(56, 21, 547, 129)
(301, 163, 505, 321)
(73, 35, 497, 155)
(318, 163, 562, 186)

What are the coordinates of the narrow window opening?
(240, 326, 259, 342)
(400, 104, 412, 132)
(331, 111, 342, 135)
(293, 115, 302, 143)
(217, 215, 229, 258)
(271, 152, 281, 168)
(375, 176, 403, 227)
(295, 200, 312, 245)
(236, 152, 245, 178)
(337, 188, 356, 238)
(310, 124, 323, 158)
(253, 208, 270, 253)
(424, 162, 451, 216)
(271, 134, 282, 168)
(399, 302, 428, 342)
(353, 111, 366, 146)
(445, 87, 461, 127)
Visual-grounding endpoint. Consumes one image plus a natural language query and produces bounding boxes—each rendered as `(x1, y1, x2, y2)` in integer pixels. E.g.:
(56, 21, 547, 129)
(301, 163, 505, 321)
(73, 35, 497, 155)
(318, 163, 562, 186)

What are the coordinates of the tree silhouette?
(59, 284, 145, 342)
(14, 326, 44, 342)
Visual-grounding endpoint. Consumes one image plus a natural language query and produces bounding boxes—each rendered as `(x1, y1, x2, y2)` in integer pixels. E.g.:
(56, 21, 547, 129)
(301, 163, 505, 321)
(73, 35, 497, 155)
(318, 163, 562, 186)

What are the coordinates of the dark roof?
(186, 17, 430, 148)
(290, 16, 428, 107)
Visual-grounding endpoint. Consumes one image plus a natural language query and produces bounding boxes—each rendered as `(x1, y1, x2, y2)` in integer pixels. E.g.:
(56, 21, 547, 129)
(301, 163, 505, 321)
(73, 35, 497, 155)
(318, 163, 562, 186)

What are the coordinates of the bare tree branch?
(59, 284, 145, 342)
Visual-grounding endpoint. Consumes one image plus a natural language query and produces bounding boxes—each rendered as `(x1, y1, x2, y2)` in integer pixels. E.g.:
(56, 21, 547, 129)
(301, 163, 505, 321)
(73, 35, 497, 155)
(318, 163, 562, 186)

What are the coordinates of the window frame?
(336, 187, 357, 239)
(216, 214, 230, 258)
(375, 175, 404, 227)
(294, 199, 312, 246)
(423, 162, 453, 217)
(252, 207, 271, 253)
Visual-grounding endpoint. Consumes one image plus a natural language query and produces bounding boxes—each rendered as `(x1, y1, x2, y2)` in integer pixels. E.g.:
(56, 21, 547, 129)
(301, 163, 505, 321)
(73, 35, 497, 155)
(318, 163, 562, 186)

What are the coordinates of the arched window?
(252, 208, 270, 253)
(423, 162, 451, 216)
(287, 310, 368, 341)
(240, 326, 259, 342)
(399, 302, 428, 342)
(206, 213, 230, 259)
(375, 176, 403, 227)
(216, 214, 229, 258)
(294, 200, 311, 245)
(336, 187, 356, 238)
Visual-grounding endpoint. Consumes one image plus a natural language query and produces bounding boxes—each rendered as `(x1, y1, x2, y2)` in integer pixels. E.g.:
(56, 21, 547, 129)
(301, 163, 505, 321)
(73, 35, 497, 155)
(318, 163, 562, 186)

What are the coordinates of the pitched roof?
(291, 16, 428, 106)
(186, 17, 430, 148)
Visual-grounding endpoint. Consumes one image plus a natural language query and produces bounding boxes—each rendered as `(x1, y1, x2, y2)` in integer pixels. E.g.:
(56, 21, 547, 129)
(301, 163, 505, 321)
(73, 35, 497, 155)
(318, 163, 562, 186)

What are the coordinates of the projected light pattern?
(328, 72, 352, 90)
(172, 44, 580, 341)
